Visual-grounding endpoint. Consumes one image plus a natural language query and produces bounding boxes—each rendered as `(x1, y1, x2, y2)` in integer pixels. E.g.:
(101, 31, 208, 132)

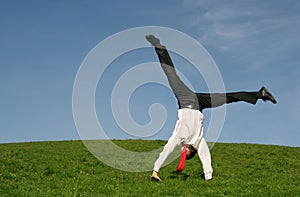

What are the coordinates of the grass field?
(0, 140, 299, 196)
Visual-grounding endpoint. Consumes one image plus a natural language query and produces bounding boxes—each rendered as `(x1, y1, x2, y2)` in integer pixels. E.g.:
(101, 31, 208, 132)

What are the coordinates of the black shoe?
(145, 35, 165, 48)
(259, 86, 277, 104)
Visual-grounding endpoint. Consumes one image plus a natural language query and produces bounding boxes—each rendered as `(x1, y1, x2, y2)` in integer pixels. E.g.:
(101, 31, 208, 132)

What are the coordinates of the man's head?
(186, 145, 197, 160)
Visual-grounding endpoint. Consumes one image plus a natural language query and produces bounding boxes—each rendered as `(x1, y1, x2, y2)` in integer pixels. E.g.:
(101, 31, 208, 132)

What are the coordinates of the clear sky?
(1, 0, 299, 147)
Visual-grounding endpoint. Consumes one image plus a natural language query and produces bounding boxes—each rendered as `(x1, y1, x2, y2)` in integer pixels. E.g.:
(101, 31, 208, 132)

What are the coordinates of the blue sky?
(1, 0, 299, 147)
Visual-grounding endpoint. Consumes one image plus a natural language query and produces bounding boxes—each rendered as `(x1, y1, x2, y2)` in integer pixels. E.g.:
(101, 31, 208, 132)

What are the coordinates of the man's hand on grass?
(151, 171, 162, 182)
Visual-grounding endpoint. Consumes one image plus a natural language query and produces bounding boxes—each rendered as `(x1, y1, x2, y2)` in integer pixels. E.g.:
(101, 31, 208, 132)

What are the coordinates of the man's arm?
(153, 132, 181, 172)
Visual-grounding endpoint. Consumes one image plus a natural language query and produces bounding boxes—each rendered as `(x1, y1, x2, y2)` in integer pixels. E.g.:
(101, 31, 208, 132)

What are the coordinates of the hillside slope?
(0, 140, 299, 196)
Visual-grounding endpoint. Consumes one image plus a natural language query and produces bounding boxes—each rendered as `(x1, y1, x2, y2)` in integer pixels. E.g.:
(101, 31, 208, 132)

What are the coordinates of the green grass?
(0, 140, 299, 196)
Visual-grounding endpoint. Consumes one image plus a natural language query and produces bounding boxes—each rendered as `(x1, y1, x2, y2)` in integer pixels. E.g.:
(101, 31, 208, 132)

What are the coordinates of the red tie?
(176, 144, 187, 172)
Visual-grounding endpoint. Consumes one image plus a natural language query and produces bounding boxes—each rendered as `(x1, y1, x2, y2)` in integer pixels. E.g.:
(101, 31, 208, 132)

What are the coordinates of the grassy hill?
(0, 140, 299, 196)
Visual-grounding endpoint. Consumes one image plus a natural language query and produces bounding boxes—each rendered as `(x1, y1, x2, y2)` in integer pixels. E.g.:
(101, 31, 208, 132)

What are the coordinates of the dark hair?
(186, 145, 197, 160)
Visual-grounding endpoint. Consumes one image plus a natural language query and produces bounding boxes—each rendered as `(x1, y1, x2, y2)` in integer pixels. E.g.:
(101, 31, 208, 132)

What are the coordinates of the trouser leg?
(225, 91, 259, 104)
(197, 91, 259, 110)
(154, 47, 199, 110)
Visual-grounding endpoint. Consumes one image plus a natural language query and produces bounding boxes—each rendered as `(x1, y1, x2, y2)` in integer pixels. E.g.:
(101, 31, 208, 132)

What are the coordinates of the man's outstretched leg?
(196, 87, 277, 110)
(146, 34, 199, 110)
